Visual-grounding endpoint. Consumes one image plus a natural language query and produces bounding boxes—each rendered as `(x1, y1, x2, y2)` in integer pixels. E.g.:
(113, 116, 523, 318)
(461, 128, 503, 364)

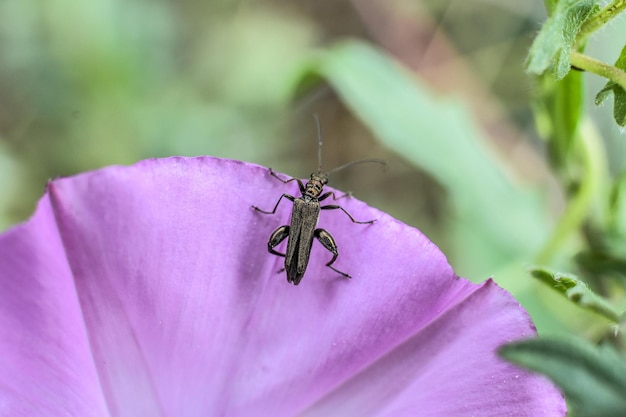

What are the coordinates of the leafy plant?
(501, 1, 626, 414)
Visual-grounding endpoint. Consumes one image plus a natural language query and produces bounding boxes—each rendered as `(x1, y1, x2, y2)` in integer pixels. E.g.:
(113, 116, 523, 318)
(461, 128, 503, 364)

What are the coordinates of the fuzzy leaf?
(595, 44, 626, 126)
(530, 266, 624, 323)
(527, 0, 598, 78)
(500, 336, 626, 417)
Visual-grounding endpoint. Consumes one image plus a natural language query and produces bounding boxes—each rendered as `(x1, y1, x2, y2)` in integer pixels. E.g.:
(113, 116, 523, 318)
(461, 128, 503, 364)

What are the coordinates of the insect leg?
(252, 194, 295, 215)
(268, 169, 306, 193)
(268, 226, 290, 274)
(314, 229, 350, 278)
(320, 204, 376, 224)
(318, 190, 353, 202)
(268, 226, 289, 257)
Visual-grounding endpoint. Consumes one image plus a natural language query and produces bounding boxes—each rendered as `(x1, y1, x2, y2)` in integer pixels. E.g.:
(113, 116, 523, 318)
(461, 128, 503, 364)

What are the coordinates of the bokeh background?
(1, 0, 625, 334)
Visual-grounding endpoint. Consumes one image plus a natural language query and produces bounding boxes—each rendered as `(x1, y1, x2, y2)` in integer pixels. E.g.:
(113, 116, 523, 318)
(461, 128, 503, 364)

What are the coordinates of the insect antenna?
(313, 114, 323, 174)
(313, 114, 386, 177)
(326, 158, 387, 176)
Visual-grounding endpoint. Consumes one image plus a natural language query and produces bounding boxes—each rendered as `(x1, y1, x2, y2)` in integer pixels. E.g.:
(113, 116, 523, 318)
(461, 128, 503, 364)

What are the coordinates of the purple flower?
(0, 157, 565, 416)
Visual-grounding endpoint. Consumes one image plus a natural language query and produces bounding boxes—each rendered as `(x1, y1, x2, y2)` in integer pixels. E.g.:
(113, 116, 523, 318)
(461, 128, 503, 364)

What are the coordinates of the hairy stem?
(570, 51, 626, 91)
(576, 0, 626, 46)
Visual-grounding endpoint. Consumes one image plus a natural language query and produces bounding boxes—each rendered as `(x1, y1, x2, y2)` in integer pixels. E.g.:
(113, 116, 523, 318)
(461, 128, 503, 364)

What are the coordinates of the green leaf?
(292, 41, 550, 278)
(530, 266, 624, 323)
(532, 69, 584, 172)
(595, 44, 626, 127)
(500, 336, 626, 417)
(526, 0, 598, 78)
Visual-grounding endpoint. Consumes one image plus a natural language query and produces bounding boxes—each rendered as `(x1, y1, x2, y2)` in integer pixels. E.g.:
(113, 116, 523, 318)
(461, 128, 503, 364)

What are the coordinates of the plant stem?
(576, 0, 626, 46)
(570, 51, 626, 91)
(535, 120, 605, 265)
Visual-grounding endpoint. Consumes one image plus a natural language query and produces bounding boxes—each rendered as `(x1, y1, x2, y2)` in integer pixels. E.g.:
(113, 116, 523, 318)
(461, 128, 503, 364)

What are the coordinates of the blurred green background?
(1, 0, 625, 334)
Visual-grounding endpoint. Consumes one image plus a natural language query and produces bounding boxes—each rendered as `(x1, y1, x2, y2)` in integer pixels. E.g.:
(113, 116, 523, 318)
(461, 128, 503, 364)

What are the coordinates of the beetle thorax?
(304, 173, 328, 198)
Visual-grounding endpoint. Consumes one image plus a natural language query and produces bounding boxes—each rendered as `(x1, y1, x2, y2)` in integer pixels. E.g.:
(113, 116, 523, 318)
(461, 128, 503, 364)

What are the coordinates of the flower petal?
(300, 280, 562, 416)
(0, 157, 565, 416)
(0, 195, 108, 415)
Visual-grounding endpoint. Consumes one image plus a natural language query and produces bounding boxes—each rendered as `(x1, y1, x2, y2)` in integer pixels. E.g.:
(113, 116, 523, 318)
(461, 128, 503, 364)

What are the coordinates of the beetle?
(252, 117, 384, 285)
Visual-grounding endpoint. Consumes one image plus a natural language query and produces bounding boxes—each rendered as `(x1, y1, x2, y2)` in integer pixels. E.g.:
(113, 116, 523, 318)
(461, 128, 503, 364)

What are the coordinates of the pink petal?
(0, 157, 565, 416)
(0, 195, 108, 415)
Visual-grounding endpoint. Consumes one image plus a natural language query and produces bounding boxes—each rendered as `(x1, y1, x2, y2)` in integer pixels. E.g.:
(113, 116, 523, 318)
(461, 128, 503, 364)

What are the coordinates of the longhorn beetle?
(252, 116, 385, 285)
